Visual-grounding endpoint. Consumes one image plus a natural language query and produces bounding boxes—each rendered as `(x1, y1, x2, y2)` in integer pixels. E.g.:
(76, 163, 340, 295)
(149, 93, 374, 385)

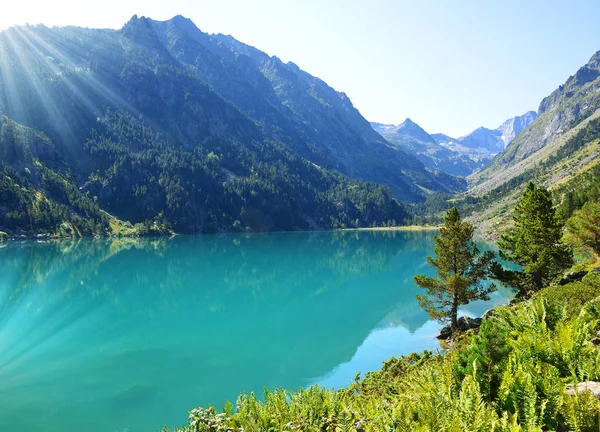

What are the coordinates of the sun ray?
(2, 27, 79, 151)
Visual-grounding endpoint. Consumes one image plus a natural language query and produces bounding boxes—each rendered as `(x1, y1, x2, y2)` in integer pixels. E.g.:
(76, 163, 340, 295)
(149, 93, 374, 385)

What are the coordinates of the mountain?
(0, 16, 465, 236)
(497, 111, 537, 145)
(372, 119, 490, 177)
(462, 51, 600, 235)
(457, 127, 505, 154)
(470, 51, 600, 194)
(431, 133, 455, 144)
(457, 111, 537, 154)
(386, 118, 437, 144)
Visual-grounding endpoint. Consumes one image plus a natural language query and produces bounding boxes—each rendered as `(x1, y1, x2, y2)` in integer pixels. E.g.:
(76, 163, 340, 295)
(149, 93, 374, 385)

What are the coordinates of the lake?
(0, 230, 512, 431)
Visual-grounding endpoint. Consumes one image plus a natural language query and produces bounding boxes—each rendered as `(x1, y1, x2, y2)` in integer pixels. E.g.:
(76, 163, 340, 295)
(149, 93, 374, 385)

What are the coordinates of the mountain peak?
(169, 14, 192, 22)
(392, 118, 436, 144)
(164, 14, 203, 36)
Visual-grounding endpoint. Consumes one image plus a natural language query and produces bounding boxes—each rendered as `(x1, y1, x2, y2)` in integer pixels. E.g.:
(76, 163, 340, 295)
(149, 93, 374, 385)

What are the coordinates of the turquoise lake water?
(0, 230, 512, 431)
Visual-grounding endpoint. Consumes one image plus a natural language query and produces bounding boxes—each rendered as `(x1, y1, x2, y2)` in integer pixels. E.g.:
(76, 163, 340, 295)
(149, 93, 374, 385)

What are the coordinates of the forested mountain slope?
(0, 16, 464, 236)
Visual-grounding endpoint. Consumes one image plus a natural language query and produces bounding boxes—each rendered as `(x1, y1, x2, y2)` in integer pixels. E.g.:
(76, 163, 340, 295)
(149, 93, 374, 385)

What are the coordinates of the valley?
(2, 7, 600, 432)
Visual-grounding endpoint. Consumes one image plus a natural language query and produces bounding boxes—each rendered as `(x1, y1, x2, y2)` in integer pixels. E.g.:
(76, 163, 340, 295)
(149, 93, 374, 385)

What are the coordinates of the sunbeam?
(2, 28, 79, 151)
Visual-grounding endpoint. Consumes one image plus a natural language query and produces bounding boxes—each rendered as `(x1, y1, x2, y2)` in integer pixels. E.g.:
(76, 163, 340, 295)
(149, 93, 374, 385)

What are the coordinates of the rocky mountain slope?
(459, 51, 600, 235)
(497, 111, 537, 145)
(443, 111, 537, 155)
(470, 51, 600, 192)
(0, 16, 465, 236)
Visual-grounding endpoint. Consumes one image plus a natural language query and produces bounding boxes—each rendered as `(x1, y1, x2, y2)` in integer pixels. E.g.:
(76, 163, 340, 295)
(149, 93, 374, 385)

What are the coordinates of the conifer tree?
(564, 201, 600, 255)
(496, 182, 572, 294)
(414, 207, 496, 331)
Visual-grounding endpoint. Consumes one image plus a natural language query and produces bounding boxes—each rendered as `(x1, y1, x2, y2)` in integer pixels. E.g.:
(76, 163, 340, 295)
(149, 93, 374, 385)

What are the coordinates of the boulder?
(436, 316, 482, 340)
(565, 382, 600, 399)
(436, 325, 453, 340)
(457, 316, 482, 332)
(559, 270, 588, 285)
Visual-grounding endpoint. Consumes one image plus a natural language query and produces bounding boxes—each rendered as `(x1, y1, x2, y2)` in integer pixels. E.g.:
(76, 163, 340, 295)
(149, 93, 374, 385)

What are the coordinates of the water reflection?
(0, 230, 507, 432)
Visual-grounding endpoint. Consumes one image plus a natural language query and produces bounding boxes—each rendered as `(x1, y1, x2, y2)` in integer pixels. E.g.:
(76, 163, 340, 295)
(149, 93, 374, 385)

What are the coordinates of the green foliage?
(496, 182, 573, 294)
(414, 207, 497, 329)
(555, 162, 600, 220)
(565, 201, 600, 255)
(454, 316, 512, 401)
(543, 274, 600, 321)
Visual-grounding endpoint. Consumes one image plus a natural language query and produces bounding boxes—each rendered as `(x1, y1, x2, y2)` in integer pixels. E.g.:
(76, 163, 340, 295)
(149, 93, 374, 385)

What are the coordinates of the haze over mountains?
(0, 15, 464, 236)
(371, 111, 537, 176)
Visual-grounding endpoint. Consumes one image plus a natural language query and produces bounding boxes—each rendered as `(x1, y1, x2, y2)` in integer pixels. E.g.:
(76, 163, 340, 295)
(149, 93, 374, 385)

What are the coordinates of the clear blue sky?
(2, 0, 600, 137)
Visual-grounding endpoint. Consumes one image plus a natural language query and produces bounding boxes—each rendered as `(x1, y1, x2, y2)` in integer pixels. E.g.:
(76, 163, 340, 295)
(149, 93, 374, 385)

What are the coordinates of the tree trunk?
(532, 271, 543, 290)
(451, 295, 459, 331)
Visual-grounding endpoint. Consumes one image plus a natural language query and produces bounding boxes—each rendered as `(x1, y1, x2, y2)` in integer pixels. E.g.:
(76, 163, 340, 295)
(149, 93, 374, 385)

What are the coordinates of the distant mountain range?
(0, 15, 465, 236)
(371, 111, 536, 176)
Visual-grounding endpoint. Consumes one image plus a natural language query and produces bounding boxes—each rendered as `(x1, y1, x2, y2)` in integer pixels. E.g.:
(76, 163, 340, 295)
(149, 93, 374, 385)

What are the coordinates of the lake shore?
(340, 225, 440, 232)
(0, 225, 439, 241)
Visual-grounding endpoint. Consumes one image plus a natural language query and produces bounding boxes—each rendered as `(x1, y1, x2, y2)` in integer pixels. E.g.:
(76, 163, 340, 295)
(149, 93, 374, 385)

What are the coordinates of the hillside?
(454, 51, 600, 236)
(470, 51, 600, 193)
(0, 16, 465, 236)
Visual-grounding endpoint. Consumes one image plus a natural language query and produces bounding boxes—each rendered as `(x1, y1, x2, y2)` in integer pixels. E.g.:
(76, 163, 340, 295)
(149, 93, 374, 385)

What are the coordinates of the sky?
(1, 0, 600, 137)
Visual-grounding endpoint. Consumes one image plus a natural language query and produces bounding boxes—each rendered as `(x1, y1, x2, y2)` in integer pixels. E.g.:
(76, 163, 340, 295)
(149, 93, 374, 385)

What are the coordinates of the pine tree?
(414, 207, 497, 331)
(565, 201, 600, 255)
(496, 182, 572, 294)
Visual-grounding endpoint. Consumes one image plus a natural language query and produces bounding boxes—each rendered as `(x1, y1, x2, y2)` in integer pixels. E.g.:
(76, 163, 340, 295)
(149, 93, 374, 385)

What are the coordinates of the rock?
(565, 382, 600, 399)
(481, 308, 496, 320)
(436, 325, 453, 340)
(457, 316, 482, 332)
(436, 316, 482, 340)
(560, 270, 588, 285)
(592, 267, 600, 274)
